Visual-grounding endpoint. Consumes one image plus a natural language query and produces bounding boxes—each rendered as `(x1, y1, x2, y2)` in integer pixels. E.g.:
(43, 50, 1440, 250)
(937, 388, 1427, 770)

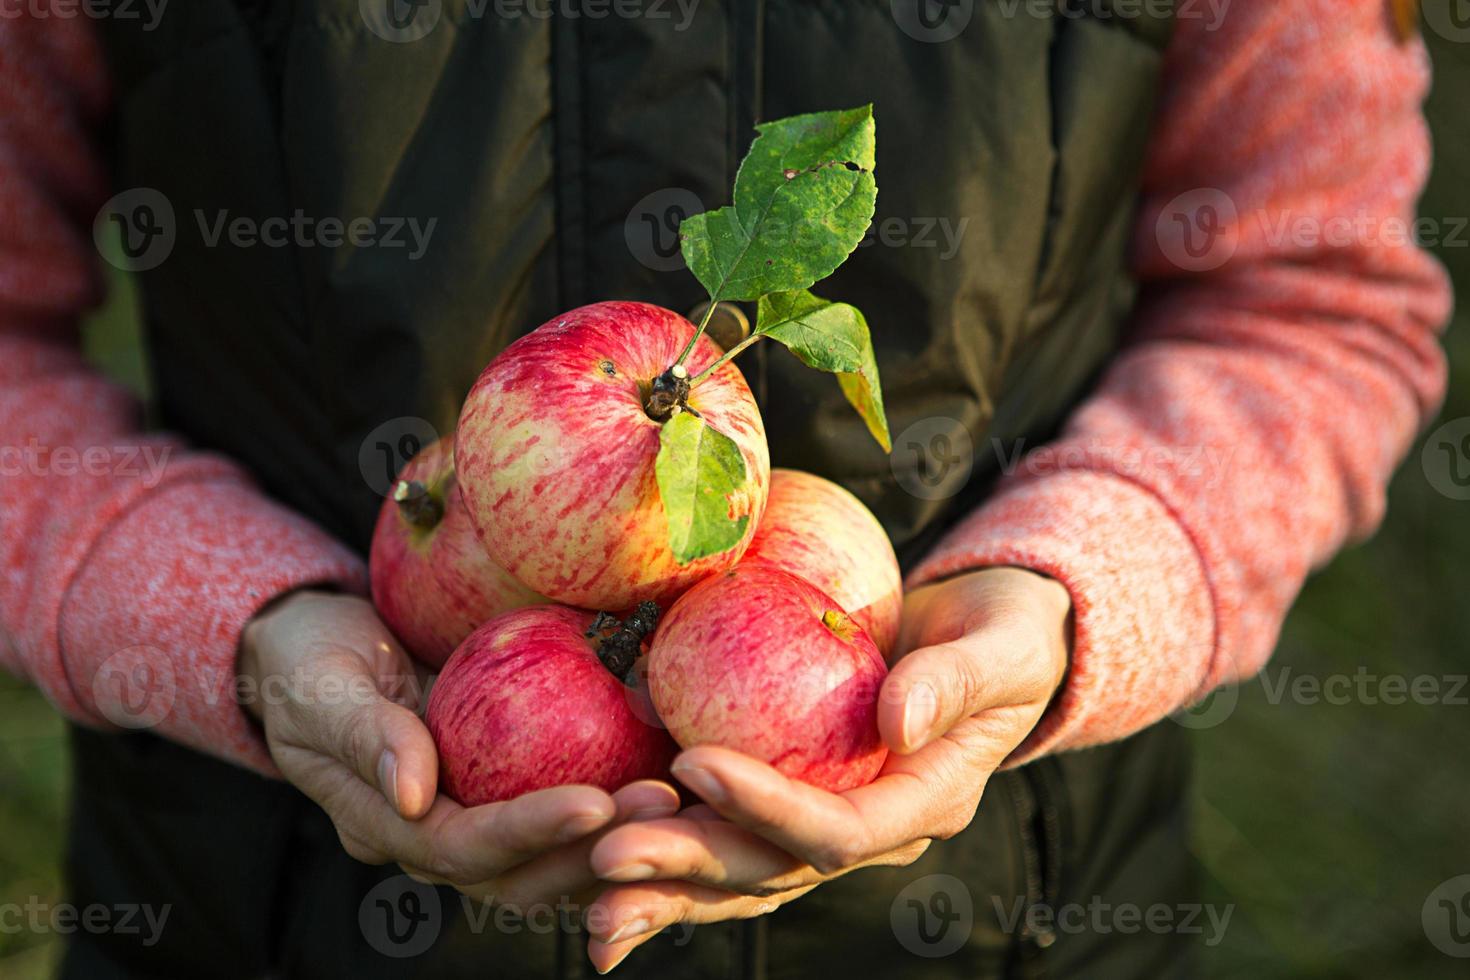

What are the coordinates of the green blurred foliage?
(1, 17, 1468, 980)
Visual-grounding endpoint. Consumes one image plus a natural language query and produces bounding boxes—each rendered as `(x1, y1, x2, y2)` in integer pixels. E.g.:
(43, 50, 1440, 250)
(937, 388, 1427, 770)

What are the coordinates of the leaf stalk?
(689, 332, 763, 387)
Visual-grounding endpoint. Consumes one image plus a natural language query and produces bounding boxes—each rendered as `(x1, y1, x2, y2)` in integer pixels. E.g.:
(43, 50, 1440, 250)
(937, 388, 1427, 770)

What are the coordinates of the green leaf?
(655, 411, 751, 564)
(680, 105, 877, 303)
(756, 290, 892, 453)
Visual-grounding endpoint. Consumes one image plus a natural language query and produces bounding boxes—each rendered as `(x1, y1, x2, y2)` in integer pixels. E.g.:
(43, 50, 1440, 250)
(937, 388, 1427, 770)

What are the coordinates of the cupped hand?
(238, 589, 681, 909)
(581, 567, 1072, 973)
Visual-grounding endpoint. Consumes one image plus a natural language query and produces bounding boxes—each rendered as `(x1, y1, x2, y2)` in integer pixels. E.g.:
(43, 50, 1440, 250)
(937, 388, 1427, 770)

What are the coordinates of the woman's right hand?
(238, 589, 680, 909)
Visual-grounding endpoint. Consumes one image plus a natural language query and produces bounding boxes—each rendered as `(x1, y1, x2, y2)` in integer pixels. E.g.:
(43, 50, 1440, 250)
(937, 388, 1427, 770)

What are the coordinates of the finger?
(590, 815, 930, 896)
(472, 781, 684, 909)
(311, 776, 618, 886)
(587, 879, 813, 948)
(399, 784, 620, 884)
(585, 880, 819, 972)
(591, 817, 813, 893)
(668, 745, 968, 874)
(610, 780, 683, 822)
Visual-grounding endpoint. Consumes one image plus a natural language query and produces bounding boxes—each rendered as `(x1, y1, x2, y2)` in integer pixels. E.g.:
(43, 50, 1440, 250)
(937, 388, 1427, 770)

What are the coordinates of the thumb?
(289, 645, 440, 821)
(342, 696, 440, 822)
(879, 604, 1048, 756)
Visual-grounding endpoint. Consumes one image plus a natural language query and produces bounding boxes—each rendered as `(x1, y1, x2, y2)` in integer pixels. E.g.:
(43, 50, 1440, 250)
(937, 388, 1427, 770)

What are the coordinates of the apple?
(647, 564, 888, 793)
(369, 438, 541, 668)
(456, 301, 770, 611)
(427, 604, 678, 805)
(742, 468, 903, 657)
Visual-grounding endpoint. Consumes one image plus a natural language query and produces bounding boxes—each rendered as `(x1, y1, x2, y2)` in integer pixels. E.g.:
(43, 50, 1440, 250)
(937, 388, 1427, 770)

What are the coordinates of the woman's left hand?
(583, 566, 1073, 973)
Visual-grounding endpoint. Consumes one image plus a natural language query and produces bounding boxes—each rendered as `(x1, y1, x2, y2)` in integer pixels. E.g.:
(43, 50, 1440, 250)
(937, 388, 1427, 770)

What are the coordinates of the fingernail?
(670, 764, 725, 805)
(595, 941, 634, 974)
(557, 811, 610, 843)
(605, 917, 651, 945)
(603, 861, 657, 883)
(902, 684, 938, 751)
(377, 750, 400, 813)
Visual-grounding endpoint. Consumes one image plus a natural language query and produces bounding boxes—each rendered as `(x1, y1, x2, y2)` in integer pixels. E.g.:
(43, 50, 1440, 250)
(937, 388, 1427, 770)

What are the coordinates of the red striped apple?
(456, 301, 770, 611)
(369, 438, 541, 668)
(743, 468, 902, 656)
(426, 604, 678, 805)
(647, 564, 889, 793)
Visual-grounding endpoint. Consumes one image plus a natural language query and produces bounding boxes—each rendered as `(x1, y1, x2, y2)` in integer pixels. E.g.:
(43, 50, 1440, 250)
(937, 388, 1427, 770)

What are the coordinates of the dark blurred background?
(2, 15, 1468, 980)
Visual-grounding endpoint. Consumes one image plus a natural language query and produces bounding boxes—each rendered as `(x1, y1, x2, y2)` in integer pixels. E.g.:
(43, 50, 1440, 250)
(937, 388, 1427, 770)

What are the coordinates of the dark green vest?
(96, 0, 1170, 563)
(69, 4, 1194, 979)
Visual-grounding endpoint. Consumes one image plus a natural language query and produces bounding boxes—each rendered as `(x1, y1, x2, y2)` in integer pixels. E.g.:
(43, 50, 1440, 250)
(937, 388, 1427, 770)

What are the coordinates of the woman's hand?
(238, 590, 681, 910)
(581, 567, 1072, 972)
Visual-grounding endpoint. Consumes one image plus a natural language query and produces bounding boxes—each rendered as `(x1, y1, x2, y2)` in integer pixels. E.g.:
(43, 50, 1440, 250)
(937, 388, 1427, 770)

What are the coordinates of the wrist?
(237, 588, 336, 722)
(1004, 567, 1072, 691)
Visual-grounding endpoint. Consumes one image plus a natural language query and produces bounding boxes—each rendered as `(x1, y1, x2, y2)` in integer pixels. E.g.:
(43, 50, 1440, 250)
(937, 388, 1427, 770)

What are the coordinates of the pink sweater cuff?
(56, 477, 367, 776)
(908, 470, 1216, 766)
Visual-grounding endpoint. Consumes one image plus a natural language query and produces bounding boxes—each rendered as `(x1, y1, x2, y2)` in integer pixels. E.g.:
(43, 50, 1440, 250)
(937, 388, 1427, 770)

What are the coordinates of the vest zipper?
(1010, 758, 1066, 978)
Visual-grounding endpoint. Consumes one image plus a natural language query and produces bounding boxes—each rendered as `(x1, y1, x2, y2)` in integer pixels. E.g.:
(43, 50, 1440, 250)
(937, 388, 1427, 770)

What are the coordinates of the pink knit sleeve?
(909, 0, 1452, 763)
(0, 10, 365, 775)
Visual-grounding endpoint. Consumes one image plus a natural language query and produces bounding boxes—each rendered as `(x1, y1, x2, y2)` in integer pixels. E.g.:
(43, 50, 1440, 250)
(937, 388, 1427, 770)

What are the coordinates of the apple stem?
(689, 332, 762, 387)
(644, 364, 692, 422)
(393, 480, 443, 529)
(585, 601, 661, 685)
